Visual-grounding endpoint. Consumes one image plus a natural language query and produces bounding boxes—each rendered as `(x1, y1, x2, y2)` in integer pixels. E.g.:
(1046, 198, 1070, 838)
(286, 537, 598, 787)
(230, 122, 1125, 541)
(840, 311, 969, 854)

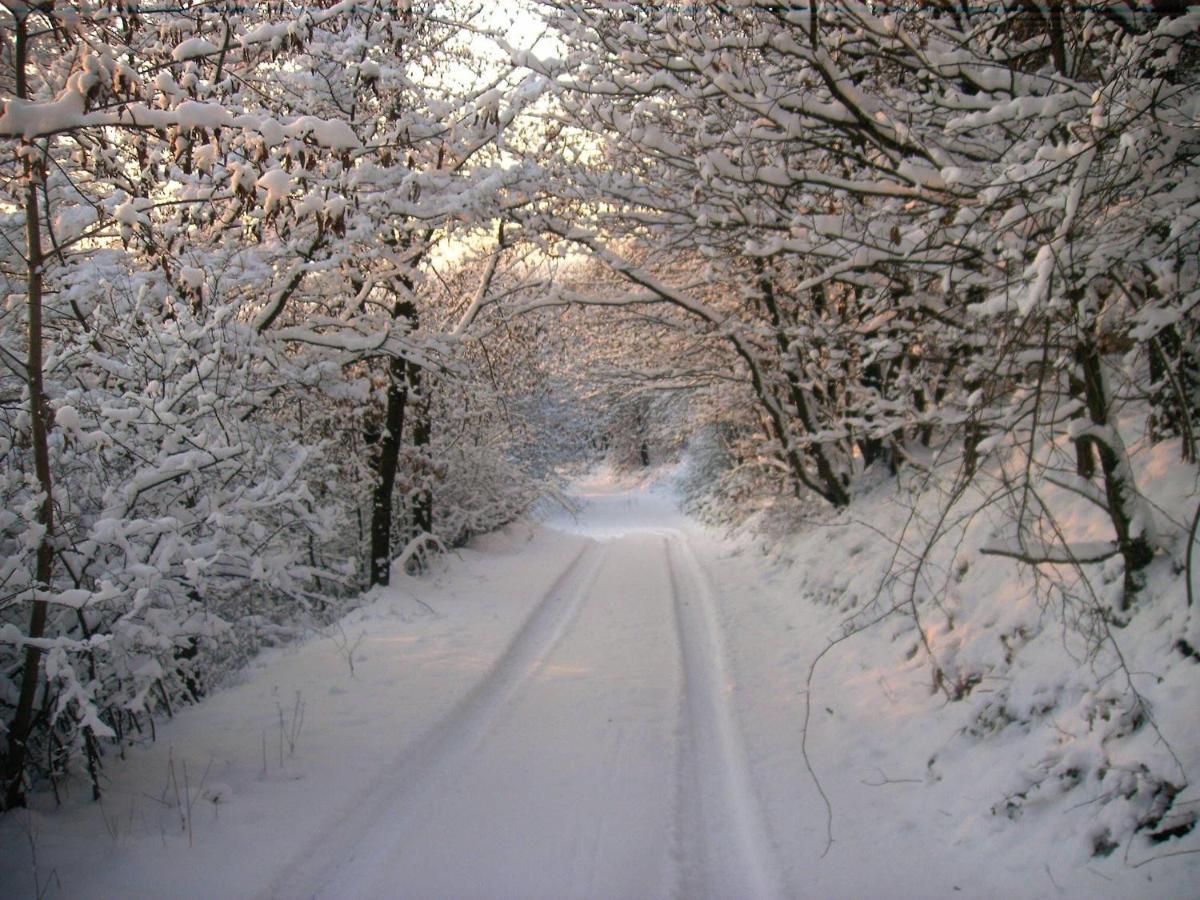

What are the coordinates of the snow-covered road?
(267, 475, 780, 899)
(4, 469, 1193, 899)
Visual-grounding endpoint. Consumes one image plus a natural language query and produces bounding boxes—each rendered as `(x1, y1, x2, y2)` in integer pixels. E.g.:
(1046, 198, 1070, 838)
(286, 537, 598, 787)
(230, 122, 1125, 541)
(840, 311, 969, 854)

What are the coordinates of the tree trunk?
(1077, 342, 1155, 605)
(3, 14, 57, 811)
(368, 353, 409, 587)
(1069, 371, 1097, 478)
(409, 363, 432, 541)
(857, 359, 887, 470)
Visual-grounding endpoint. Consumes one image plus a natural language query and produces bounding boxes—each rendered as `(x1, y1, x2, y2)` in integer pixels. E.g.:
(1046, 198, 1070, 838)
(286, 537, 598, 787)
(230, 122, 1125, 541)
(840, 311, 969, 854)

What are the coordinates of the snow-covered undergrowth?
(684, 433, 1200, 894)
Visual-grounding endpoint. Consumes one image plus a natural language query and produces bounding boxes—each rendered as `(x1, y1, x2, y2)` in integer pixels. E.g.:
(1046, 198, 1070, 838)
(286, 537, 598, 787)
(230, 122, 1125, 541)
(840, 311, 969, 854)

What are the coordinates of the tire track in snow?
(363, 533, 679, 899)
(262, 540, 610, 899)
(665, 533, 783, 900)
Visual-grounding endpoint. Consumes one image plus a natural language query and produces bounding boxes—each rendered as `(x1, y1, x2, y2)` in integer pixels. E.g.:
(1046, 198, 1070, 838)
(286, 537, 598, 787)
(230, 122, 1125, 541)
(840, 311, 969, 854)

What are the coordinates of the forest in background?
(1, 0, 1197, 854)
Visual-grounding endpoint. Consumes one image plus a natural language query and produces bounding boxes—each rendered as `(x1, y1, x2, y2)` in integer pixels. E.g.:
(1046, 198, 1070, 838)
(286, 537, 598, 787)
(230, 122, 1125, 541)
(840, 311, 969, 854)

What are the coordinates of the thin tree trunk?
(1077, 342, 1155, 605)
(369, 352, 410, 587)
(1069, 371, 1096, 478)
(409, 362, 432, 541)
(4, 13, 57, 811)
(857, 359, 887, 470)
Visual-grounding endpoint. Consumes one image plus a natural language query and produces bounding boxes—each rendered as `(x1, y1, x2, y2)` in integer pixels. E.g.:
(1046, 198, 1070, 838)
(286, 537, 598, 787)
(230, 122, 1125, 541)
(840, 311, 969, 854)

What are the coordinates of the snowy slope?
(0, 467, 1196, 898)
(694, 438, 1200, 899)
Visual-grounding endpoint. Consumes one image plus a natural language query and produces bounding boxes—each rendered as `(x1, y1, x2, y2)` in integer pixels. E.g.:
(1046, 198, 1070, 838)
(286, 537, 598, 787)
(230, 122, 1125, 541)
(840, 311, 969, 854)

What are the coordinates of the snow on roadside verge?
(694, 436, 1199, 898)
(0, 521, 590, 899)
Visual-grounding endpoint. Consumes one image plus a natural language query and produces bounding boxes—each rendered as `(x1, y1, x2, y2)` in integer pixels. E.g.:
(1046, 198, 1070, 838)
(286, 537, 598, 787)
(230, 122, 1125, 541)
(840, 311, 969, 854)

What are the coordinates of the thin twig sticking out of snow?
(1188, 501, 1199, 610)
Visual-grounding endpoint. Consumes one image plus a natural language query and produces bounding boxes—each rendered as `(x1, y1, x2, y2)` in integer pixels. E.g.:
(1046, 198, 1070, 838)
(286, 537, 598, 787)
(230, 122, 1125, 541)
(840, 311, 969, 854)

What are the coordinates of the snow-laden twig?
(393, 532, 448, 576)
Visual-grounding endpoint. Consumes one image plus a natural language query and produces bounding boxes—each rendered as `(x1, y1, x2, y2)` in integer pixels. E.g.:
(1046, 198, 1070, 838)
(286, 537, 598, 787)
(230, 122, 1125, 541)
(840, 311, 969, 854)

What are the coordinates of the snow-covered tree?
(520, 1, 1198, 597)
(0, 0, 547, 806)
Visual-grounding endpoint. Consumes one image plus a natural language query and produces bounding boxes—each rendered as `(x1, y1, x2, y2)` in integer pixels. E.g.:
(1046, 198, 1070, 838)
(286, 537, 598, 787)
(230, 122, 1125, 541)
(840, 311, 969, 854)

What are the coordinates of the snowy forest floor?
(1, 467, 1197, 898)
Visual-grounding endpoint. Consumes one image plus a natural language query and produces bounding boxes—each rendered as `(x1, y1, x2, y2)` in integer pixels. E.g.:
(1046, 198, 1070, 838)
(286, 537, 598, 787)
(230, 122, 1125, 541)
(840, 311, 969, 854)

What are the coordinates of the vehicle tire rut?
(263, 541, 610, 899)
(665, 532, 783, 899)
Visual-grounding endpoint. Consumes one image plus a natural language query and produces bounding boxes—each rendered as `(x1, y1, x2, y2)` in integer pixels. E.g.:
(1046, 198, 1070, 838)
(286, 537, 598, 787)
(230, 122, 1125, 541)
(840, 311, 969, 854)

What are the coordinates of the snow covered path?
(3, 469, 1195, 898)
(267, 475, 779, 899)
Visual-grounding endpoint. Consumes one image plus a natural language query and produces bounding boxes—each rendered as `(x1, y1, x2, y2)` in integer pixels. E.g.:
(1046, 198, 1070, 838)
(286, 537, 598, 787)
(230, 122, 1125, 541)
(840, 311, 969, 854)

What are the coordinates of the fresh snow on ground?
(1, 466, 1197, 898)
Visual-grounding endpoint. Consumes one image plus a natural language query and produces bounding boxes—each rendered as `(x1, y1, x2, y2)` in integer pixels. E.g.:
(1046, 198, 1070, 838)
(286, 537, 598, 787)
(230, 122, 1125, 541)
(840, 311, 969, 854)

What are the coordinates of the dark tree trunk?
(368, 354, 409, 587)
(409, 363, 432, 540)
(1069, 371, 1097, 478)
(368, 298, 420, 587)
(4, 14, 56, 811)
(1077, 342, 1155, 604)
(857, 358, 888, 470)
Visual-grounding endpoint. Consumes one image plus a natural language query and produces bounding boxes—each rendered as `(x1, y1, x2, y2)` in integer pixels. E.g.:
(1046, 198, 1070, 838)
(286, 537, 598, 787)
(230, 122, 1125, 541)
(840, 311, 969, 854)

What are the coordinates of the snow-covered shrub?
(0, 263, 354, 797)
(675, 425, 736, 512)
(428, 443, 539, 549)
